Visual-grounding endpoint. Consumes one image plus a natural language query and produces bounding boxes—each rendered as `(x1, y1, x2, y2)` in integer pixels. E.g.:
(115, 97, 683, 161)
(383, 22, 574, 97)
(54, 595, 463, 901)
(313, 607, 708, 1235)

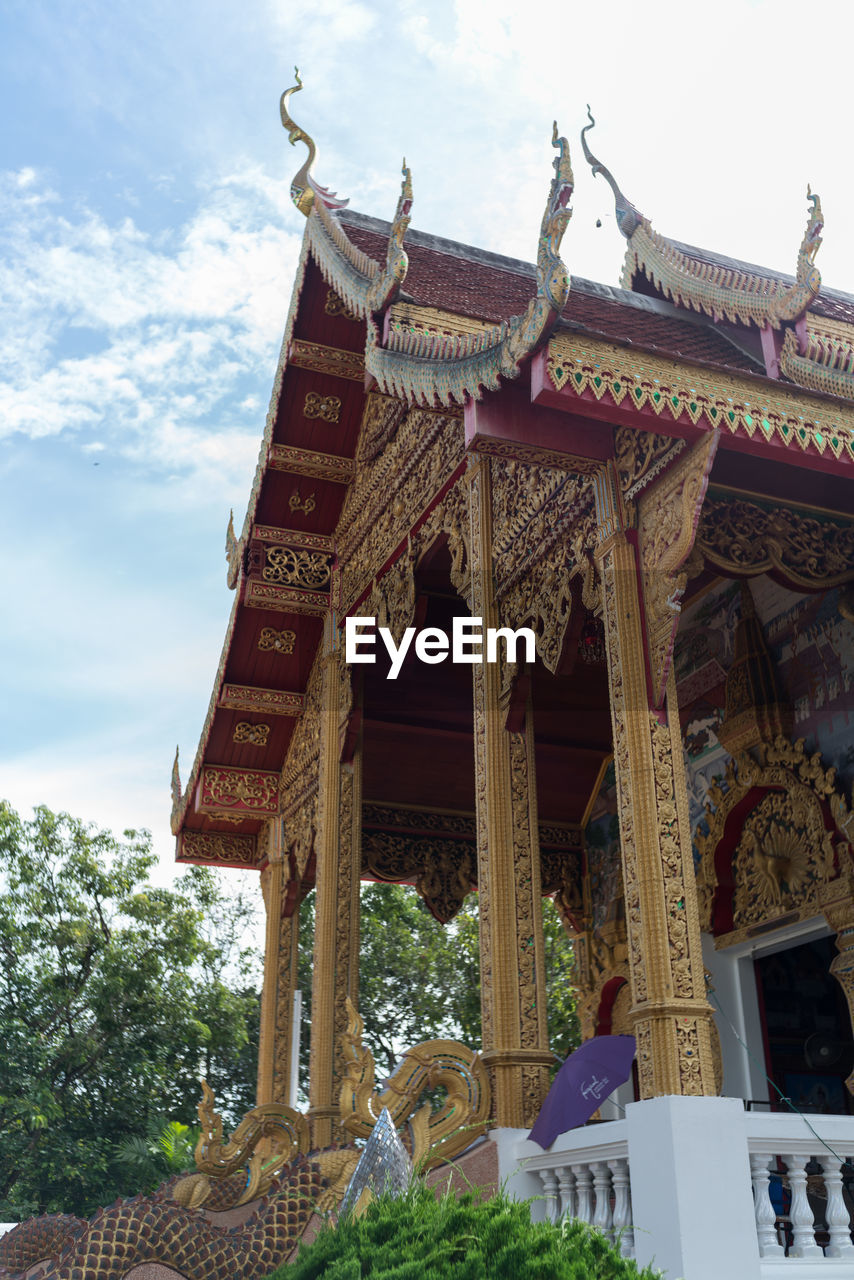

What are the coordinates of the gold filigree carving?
(338, 999, 490, 1169)
(258, 627, 296, 655)
(244, 581, 329, 616)
(638, 433, 719, 709)
(199, 765, 279, 815)
(614, 426, 686, 511)
(233, 722, 271, 746)
(363, 542, 417, 647)
(303, 391, 341, 422)
(178, 831, 258, 867)
(362, 831, 475, 924)
(490, 458, 597, 672)
(695, 736, 853, 944)
(324, 289, 359, 321)
(289, 489, 316, 515)
(290, 339, 364, 382)
(337, 404, 464, 615)
(355, 392, 407, 465)
(263, 545, 332, 590)
(697, 494, 854, 589)
(269, 444, 355, 485)
(254, 524, 334, 552)
(219, 685, 304, 716)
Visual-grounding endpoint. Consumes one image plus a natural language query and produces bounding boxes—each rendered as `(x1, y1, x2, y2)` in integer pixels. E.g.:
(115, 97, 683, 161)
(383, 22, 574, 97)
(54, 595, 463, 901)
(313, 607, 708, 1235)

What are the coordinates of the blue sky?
(2, 0, 853, 890)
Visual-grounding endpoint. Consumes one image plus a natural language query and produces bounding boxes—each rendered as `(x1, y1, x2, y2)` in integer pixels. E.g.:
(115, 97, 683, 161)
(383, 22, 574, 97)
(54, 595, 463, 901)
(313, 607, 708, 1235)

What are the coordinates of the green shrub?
(274, 1184, 662, 1279)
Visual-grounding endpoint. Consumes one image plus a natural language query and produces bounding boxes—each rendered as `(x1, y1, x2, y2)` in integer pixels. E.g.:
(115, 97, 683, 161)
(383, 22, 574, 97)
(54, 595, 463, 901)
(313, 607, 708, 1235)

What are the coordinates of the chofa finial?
(580, 106, 645, 239)
(171, 746, 181, 810)
(280, 69, 349, 217)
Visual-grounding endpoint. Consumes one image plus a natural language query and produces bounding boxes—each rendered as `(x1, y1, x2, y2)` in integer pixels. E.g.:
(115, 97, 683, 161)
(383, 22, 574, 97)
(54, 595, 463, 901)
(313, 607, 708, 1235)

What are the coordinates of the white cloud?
(0, 165, 301, 498)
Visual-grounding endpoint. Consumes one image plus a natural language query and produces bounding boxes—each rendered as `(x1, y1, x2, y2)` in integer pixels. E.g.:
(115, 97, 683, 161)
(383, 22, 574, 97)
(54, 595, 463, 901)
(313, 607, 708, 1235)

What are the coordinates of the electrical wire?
(708, 986, 852, 1171)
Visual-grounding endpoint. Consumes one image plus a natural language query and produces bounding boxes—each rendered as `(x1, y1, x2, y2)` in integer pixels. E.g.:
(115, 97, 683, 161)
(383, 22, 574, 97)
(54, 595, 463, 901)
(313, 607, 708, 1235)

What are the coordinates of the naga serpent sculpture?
(338, 998, 491, 1168)
(0, 1152, 358, 1280)
(1, 1015, 488, 1280)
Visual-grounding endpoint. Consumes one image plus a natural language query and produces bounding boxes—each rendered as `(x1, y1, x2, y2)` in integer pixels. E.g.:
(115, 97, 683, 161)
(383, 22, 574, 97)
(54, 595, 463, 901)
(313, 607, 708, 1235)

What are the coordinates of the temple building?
(168, 83, 854, 1277)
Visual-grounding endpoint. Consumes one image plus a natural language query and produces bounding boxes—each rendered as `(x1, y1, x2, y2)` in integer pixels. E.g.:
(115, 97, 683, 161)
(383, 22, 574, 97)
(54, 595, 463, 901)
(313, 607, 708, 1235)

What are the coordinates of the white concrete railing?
(518, 1120, 635, 1260)
(747, 1112, 854, 1273)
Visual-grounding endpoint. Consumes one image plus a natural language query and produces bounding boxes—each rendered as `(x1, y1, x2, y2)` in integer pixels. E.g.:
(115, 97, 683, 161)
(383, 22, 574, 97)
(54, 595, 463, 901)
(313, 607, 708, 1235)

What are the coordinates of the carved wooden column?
(308, 622, 361, 1147)
(469, 457, 552, 1127)
(257, 830, 285, 1104)
(258, 821, 303, 1107)
(592, 455, 718, 1097)
(821, 868, 854, 1094)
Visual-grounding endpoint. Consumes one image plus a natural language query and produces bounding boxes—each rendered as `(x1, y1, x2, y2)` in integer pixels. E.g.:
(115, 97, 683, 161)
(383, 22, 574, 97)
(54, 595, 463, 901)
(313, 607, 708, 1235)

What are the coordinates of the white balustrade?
(518, 1120, 635, 1261)
(746, 1111, 854, 1272)
(516, 1109, 854, 1277)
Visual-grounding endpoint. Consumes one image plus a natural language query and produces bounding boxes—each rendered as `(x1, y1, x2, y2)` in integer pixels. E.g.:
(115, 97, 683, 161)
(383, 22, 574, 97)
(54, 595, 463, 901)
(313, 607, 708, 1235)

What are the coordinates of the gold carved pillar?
(257, 820, 301, 1105)
(469, 457, 552, 1127)
(821, 869, 854, 1094)
(593, 457, 718, 1097)
(308, 622, 361, 1147)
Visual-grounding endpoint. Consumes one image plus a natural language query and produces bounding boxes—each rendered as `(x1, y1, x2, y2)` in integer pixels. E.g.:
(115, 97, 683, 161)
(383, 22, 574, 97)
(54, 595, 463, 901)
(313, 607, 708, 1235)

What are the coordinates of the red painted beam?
(464, 378, 614, 468)
(531, 349, 854, 480)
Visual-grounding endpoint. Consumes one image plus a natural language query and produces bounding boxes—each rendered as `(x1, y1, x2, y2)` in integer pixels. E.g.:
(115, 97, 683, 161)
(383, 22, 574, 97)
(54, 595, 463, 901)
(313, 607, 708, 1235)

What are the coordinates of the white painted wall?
(626, 1095, 761, 1280)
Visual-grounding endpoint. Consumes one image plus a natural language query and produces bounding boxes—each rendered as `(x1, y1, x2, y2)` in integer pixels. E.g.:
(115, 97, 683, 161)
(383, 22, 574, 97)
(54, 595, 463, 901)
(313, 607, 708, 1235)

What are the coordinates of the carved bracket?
(637, 431, 719, 708)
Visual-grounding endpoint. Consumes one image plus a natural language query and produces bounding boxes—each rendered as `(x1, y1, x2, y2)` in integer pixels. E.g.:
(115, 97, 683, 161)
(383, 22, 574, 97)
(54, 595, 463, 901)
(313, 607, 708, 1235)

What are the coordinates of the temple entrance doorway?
(755, 934, 854, 1116)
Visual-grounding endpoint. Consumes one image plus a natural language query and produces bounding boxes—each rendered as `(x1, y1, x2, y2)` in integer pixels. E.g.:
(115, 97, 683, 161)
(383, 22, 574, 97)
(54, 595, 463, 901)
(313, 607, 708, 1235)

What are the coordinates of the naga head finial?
(280, 68, 349, 217)
(581, 106, 645, 239)
(280, 68, 316, 216)
(551, 120, 574, 205)
(225, 509, 236, 558)
(800, 184, 823, 281)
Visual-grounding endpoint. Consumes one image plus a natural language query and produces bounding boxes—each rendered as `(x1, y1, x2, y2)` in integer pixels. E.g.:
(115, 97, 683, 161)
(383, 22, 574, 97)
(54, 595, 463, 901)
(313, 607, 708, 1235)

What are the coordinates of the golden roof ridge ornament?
(581, 106, 646, 238)
(781, 184, 823, 319)
(364, 122, 574, 406)
(280, 68, 348, 217)
(584, 108, 824, 331)
(365, 158, 413, 314)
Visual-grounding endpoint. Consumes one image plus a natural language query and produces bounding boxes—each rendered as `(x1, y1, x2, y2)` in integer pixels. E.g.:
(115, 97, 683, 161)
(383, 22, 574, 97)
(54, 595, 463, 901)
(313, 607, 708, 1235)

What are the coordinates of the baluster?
(820, 1155, 854, 1259)
(539, 1168, 560, 1223)
(592, 1161, 614, 1239)
(574, 1164, 594, 1224)
(608, 1156, 635, 1259)
(784, 1154, 822, 1258)
(749, 1154, 784, 1258)
(556, 1165, 575, 1220)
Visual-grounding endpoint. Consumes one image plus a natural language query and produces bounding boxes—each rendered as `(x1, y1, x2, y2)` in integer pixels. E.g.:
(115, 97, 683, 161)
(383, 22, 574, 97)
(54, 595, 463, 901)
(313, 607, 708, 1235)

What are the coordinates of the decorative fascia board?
(177, 830, 259, 868)
(219, 685, 305, 716)
(252, 524, 335, 552)
(544, 333, 854, 468)
(197, 765, 280, 817)
(289, 338, 365, 382)
(267, 443, 356, 484)
(244, 579, 330, 616)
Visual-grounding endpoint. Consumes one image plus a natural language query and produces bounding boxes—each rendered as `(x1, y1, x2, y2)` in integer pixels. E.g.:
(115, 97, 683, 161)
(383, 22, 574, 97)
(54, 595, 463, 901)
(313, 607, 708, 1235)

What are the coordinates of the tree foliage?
(277, 1184, 660, 1279)
(297, 883, 578, 1090)
(0, 802, 260, 1219)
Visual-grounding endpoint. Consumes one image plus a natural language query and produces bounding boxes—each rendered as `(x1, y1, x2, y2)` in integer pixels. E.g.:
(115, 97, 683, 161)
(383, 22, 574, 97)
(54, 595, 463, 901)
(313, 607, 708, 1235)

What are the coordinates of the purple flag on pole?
(528, 1035, 636, 1149)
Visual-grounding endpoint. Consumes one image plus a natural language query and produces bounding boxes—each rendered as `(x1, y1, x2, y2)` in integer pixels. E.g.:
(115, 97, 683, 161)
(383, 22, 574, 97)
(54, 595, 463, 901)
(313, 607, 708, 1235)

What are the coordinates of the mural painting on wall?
(584, 760, 621, 930)
(675, 573, 854, 848)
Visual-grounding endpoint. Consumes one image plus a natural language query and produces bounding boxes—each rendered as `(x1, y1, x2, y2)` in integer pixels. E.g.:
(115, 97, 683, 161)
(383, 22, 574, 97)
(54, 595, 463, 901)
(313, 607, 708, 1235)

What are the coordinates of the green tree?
(297, 883, 578, 1091)
(0, 802, 260, 1219)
